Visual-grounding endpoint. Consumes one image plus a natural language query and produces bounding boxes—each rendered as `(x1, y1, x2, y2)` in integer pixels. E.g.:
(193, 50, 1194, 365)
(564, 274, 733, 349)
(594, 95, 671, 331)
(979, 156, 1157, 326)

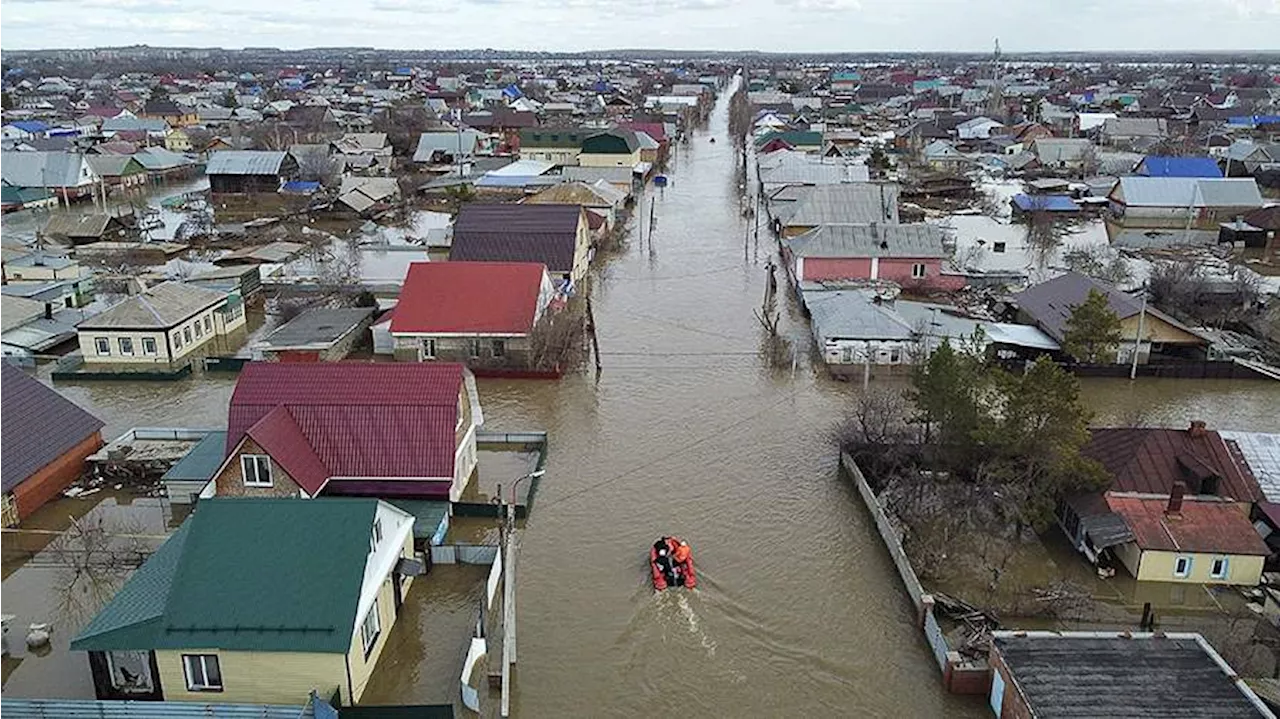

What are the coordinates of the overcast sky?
(2, 0, 1278, 52)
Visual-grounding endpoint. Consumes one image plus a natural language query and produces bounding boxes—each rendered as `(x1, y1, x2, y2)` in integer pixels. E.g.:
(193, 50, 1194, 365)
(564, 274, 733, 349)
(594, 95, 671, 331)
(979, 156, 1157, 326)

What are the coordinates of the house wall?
(346, 530, 414, 702)
(391, 334, 533, 367)
(1134, 549, 1264, 586)
(452, 423, 478, 502)
(154, 649, 345, 704)
(11, 431, 103, 523)
(1118, 314, 1203, 346)
(988, 648, 1033, 719)
(801, 257, 873, 281)
(571, 214, 592, 286)
(823, 339, 913, 367)
(79, 300, 233, 365)
(213, 437, 305, 498)
(520, 147, 580, 166)
(579, 149, 641, 168)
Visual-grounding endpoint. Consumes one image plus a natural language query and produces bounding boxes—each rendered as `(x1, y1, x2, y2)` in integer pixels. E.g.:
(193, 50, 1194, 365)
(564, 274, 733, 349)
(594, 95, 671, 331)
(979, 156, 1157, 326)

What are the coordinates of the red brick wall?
(14, 431, 103, 521)
(214, 437, 304, 497)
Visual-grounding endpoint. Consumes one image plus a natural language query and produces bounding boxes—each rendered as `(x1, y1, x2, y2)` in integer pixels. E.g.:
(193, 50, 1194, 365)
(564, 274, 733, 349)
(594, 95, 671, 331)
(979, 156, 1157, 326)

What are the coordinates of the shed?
(205, 151, 297, 194)
(43, 213, 134, 245)
(253, 307, 376, 362)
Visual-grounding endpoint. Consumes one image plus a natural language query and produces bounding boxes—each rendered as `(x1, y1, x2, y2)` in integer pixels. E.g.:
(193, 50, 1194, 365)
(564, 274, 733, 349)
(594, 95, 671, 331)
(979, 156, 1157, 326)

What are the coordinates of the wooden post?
(586, 297, 602, 375)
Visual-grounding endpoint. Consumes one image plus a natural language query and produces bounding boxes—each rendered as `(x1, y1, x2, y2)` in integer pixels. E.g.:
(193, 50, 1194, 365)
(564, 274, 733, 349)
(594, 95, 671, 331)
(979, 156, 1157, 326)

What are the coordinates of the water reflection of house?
(70, 497, 420, 704)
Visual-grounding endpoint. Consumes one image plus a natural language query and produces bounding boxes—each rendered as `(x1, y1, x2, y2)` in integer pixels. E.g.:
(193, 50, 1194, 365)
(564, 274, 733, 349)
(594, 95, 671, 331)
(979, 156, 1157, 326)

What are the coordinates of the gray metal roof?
(1112, 177, 1264, 208)
(412, 130, 483, 163)
(1032, 138, 1094, 164)
(788, 223, 944, 259)
(562, 166, 634, 184)
(258, 307, 375, 350)
(759, 154, 871, 186)
(2, 363, 104, 492)
(1219, 431, 1280, 503)
(77, 282, 227, 330)
(1, 150, 89, 188)
(993, 632, 1268, 717)
(783, 184, 900, 227)
(161, 431, 229, 482)
(101, 116, 169, 133)
(804, 289, 914, 342)
(205, 150, 288, 176)
(134, 147, 193, 170)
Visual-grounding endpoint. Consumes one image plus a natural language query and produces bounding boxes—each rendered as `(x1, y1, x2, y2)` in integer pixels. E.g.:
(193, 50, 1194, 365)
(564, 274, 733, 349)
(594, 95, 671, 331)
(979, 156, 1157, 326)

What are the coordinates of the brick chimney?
(1167, 481, 1186, 515)
(1188, 420, 1207, 438)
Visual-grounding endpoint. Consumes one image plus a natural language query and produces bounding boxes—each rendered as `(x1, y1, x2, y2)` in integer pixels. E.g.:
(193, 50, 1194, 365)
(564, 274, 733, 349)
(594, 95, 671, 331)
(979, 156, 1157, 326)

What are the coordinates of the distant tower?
(987, 38, 1005, 120)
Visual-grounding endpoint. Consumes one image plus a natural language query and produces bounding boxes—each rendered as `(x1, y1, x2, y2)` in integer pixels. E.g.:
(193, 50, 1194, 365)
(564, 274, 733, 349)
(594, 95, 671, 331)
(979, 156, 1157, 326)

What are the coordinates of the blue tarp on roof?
(1137, 156, 1223, 178)
(1228, 115, 1280, 127)
(502, 84, 522, 99)
(280, 181, 320, 194)
(1012, 194, 1079, 212)
(10, 120, 49, 133)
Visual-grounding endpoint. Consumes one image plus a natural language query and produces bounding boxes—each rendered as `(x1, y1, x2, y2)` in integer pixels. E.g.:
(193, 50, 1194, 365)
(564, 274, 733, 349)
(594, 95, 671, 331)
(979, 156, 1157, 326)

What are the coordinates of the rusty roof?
(1105, 494, 1269, 555)
(1083, 426, 1261, 502)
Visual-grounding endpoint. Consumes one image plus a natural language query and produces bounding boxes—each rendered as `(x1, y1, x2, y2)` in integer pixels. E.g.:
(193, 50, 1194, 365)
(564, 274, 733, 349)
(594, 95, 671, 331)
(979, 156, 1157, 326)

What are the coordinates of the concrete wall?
(154, 649, 344, 704)
(11, 431, 103, 523)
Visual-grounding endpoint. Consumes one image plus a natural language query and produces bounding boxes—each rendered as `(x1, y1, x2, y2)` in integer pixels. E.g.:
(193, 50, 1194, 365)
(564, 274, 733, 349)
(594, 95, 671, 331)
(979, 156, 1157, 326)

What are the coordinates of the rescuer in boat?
(654, 539, 677, 586)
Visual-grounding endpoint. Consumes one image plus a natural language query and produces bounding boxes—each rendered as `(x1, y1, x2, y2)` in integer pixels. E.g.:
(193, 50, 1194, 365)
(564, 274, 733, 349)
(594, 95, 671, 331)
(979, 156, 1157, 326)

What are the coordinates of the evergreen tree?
(1061, 288, 1123, 364)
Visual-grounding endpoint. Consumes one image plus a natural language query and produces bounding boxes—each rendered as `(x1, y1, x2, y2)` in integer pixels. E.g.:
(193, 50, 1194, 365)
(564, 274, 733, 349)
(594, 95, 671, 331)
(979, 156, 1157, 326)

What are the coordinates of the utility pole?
(586, 297, 602, 376)
(1130, 290, 1147, 381)
(497, 469, 543, 719)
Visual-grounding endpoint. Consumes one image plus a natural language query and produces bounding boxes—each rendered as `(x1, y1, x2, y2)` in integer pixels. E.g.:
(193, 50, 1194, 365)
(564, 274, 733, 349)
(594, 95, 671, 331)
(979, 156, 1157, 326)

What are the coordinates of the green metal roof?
(72, 498, 378, 654)
(161, 431, 228, 482)
(754, 130, 823, 149)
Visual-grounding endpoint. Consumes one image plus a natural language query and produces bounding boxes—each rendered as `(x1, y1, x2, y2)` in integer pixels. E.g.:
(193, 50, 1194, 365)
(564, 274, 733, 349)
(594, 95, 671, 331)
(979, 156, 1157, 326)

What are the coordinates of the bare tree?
(50, 515, 153, 627)
(1061, 244, 1132, 286)
(293, 148, 341, 186)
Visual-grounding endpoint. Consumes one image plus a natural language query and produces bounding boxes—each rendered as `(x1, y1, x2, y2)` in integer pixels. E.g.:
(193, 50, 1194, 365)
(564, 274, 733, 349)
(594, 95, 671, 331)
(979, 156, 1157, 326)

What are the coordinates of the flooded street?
(7, 80, 1280, 715)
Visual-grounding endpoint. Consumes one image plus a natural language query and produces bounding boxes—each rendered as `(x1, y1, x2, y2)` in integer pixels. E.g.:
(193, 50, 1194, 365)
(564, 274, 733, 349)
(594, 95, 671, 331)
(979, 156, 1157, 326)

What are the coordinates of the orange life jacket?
(674, 544, 691, 563)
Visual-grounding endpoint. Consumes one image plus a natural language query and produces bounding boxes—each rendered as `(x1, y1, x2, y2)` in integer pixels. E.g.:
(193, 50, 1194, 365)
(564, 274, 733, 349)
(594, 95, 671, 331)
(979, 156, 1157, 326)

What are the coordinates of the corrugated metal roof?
(1106, 494, 1268, 555)
(1083, 427, 1261, 500)
(1112, 177, 1263, 208)
(161, 431, 227, 482)
(450, 204, 582, 271)
(784, 184, 900, 227)
(803, 290, 914, 342)
(1, 697, 317, 718)
(1137, 156, 1223, 178)
(0, 151, 89, 188)
(412, 130, 483, 163)
(72, 498, 380, 653)
(1219, 431, 1280, 503)
(205, 150, 288, 176)
(77, 282, 227, 330)
(391, 261, 546, 336)
(1, 364, 103, 492)
(259, 308, 374, 349)
(788, 223, 945, 259)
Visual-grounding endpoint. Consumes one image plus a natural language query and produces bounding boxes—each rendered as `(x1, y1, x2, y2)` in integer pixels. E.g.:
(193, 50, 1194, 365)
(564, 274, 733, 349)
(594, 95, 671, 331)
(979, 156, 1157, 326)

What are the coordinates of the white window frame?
(173, 331, 183, 348)
(1173, 555, 1192, 578)
(1210, 556, 1229, 580)
(422, 338, 436, 359)
(118, 337, 134, 355)
(360, 600, 381, 658)
(94, 337, 111, 355)
(183, 326, 192, 344)
(181, 653, 222, 692)
(911, 263, 927, 279)
(241, 454, 273, 487)
(142, 337, 158, 355)
(204, 315, 212, 333)
(469, 338, 481, 358)
(194, 320, 203, 338)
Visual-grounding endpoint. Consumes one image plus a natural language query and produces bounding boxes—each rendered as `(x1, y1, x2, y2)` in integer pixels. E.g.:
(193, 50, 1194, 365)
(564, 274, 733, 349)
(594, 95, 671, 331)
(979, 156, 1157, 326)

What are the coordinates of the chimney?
(1188, 420, 1207, 438)
(44, 302, 53, 320)
(1167, 481, 1186, 515)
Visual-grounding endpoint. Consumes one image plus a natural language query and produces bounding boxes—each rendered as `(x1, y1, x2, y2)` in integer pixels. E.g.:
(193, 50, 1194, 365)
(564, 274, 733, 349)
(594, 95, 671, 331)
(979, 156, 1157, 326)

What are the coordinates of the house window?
(1210, 557, 1229, 579)
(241, 455, 273, 487)
(106, 650, 154, 694)
(422, 338, 436, 359)
(492, 339, 506, 358)
(204, 316, 212, 333)
(142, 337, 158, 355)
(173, 331, 183, 348)
(360, 600, 381, 658)
(193, 320, 203, 338)
(94, 337, 111, 355)
(469, 339, 481, 358)
(1173, 555, 1192, 578)
(911, 263, 927, 279)
(370, 517, 382, 553)
(118, 337, 134, 355)
(183, 327, 192, 344)
(182, 654, 222, 692)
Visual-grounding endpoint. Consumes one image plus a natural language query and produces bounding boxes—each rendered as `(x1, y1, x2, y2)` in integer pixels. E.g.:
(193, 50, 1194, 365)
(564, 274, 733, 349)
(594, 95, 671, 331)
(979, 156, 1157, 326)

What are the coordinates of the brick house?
(389, 261, 555, 368)
(205, 362, 483, 502)
(2, 363, 104, 526)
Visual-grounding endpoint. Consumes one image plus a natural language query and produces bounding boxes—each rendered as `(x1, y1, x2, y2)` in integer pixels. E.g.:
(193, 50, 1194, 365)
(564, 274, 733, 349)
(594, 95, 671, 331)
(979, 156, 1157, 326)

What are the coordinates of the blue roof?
(1228, 115, 1280, 127)
(10, 120, 49, 133)
(1012, 194, 1079, 212)
(280, 180, 321, 193)
(502, 84, 522, 99)
(1138, 156, 1223, 178)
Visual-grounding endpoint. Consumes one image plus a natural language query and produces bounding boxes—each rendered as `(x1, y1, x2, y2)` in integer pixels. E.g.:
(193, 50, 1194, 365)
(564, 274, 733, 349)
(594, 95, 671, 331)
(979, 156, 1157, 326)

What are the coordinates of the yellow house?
(71, 498, 421, 705)
(166, 128, 193, 152)
(76, 282, 246, 366)
(578, 129, 642, 169)
(1105, 493, 1268, 586)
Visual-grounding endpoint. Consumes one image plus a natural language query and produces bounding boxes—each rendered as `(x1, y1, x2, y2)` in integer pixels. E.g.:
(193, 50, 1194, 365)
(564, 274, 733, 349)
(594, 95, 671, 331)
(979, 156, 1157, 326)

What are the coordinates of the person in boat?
(674, 540, 691, 565)
(654, 539, 676, 586)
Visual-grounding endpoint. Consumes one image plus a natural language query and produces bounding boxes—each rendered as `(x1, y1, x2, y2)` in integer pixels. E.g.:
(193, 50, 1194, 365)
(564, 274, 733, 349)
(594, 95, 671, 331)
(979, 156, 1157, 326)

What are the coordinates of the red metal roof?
(1105, 495, 1269, 555)
(227, 362, 466, 486)
(390, 261, 546, 335)
(1083, 427, 1261, 501)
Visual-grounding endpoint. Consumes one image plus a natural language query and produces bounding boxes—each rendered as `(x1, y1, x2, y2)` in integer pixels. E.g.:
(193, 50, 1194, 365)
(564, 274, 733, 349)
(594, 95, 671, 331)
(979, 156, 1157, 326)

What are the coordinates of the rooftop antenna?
(987, 38, 1005, 121)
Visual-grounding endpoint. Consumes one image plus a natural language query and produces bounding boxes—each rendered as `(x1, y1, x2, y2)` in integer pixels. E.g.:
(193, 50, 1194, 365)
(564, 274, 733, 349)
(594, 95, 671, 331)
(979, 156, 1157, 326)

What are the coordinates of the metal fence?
(431, 543, 500, 565)
(1, 698, 316, 718)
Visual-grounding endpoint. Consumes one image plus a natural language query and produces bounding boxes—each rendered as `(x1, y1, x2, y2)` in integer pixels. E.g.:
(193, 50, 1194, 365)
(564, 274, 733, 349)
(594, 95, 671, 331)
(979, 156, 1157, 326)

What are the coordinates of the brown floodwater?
(9, 80, 1279, 716)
